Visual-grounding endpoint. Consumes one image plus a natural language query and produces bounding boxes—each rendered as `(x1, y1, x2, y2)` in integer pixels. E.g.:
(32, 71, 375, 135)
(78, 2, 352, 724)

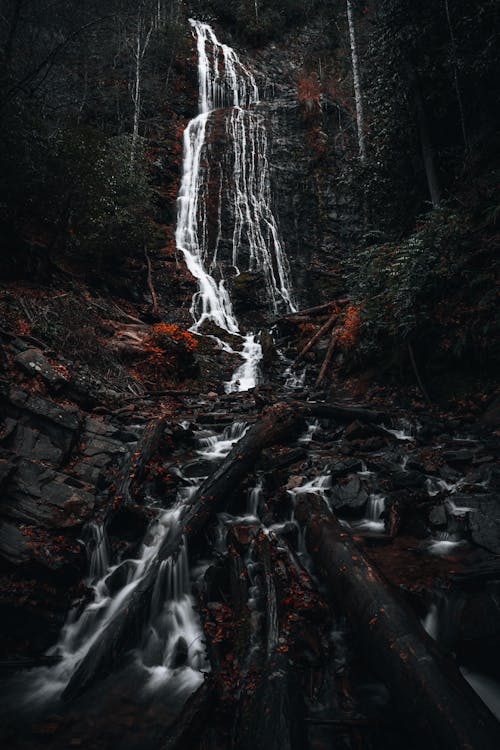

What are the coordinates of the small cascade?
(140, 538, 208, 693)
(461, 669, 500, 722)
(85, 522, 110, 584)
(176, 19, 295, 393)
(299, 419, 321, 444)
(422, 589, 464, 649)
(382, 418, 419, 441)
(248, 476, 263, 517)
(198, 421, 248, 461)
(356, 494, 385, 533)
(226, 333, 263, 393)
(289, 474, 331, 498)
(284, 363, 306, 390)
(18, 506, 181, 704)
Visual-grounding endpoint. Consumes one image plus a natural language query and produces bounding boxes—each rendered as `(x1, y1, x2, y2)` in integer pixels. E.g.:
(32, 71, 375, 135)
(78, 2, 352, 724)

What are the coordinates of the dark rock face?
(0, 382, 144, 652)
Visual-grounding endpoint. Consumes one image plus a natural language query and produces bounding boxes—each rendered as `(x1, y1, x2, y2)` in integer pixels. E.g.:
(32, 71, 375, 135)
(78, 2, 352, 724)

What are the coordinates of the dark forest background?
(1, 0, 499, 383)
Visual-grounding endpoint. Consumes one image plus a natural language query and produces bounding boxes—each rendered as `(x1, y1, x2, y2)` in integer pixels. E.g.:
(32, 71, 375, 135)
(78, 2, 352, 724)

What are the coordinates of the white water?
(248, 476, 263, 517)
(226, 333, 263, 393)
(198, 421, 248, 460)
(139, 538, 208, 693)
(176, 19, 295, 393)
(23, 503, 188, 705)
(461, 668, 500, 721)
(427, 531, 466, 556)
(86, 522, 110, 584)
(356, 494, 386, 533)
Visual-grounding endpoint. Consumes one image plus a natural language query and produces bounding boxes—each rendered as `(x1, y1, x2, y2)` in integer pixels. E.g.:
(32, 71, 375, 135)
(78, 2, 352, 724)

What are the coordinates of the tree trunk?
(346, 0, 366, 162)
(300, 497, 500, 749)
(413, 78, 441, 207)
(444, 0, 468, 153)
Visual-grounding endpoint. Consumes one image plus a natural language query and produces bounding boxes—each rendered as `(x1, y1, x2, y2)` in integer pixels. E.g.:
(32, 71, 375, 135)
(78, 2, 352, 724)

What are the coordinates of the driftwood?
(63, 403, 305, 701)
(293, 311, 338, 366)
(300, 497, 500, 750)
(112, 415, 169, 507)
(315, 329, 337, 388)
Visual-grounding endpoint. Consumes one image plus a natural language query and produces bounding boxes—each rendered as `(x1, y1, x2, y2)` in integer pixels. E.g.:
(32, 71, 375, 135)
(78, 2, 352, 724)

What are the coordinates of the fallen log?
(293, 310, 338, 366)
(111, 414, 169, 508)
(274, 301, 337, 322)
(63, 403, 304, 701)
(304, 401, 386, 424)
(300, 497, 500, 749)
(315, 329, 337, 388)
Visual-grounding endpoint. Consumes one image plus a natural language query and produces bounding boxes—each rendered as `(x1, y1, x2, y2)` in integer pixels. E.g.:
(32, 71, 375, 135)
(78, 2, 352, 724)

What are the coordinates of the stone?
(330, 476, 368, 510)
(344, 420, 372, 441)
(0, 521, 30, 564)
(285, 475, 305, 490)
(14, 348, 68, 391)
(2, 459, 95, 528)
(11, 424, 64, 465)
(464, 494, 500, 554)
(429, 504, 447, 528)
(391, 469, 425, 490)
(442, 449, 476, 467)
(329, 458, 363, 479)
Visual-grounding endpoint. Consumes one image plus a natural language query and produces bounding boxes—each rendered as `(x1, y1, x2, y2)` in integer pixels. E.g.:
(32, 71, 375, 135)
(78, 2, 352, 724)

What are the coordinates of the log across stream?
(2, 395, 500, 750)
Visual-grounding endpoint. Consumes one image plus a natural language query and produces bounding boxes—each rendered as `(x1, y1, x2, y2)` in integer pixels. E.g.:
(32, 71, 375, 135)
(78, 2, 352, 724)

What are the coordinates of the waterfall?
(175, 19, 295, 391)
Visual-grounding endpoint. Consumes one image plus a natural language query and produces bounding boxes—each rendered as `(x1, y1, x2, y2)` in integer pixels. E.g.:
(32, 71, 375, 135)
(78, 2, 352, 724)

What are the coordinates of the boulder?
(14, 348, 68, 391)
(330, 476, 368, 510)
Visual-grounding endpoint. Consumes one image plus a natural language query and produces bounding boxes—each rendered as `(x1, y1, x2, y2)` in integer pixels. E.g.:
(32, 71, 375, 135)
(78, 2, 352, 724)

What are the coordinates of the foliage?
(349, 203, 499, 365)
(200, 0, 327, 44)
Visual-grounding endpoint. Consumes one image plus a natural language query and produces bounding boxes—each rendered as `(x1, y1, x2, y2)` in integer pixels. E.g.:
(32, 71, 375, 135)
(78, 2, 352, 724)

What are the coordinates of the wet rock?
(285, 475, 305, 490)
(328, 458, 363, 479)
(344, 420, 373, 441)
(330, 476, 368, 510)
(14, 348, 68, 391)
(182, 458, 213, 477)
(391, 469, 425, 490)
(463, 494, 500, 553)
(429, 504, 447, 528)
(442, 449, 477, 468)
(229, 523, 260, 550)
(170, 636, 189, 668)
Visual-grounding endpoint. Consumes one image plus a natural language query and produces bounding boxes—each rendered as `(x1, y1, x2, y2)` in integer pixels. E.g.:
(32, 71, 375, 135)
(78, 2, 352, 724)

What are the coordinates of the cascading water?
(175, 19, 295, 392)
(356, 494, 386, 533)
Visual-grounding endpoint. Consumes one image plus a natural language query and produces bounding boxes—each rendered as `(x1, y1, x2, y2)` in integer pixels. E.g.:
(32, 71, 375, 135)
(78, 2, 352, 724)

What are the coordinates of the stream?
(2, 18, 500, 750)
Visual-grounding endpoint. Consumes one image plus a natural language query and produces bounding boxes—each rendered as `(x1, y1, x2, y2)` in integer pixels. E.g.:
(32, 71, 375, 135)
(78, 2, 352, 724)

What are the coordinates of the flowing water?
(4, 22, 298, 713)
(176, 19, 295, 392)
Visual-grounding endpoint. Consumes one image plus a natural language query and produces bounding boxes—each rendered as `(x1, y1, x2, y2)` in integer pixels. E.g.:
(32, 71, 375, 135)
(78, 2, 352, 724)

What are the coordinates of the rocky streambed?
(1, 323, 500, 749)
